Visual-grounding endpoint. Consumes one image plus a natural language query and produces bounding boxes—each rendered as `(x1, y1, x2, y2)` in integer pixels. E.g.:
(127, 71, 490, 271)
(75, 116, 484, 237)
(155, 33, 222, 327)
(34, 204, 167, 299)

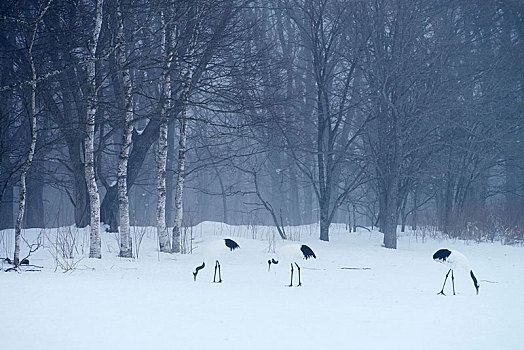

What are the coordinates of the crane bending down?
(433, 248, 480, 295)
(193, 238, 240, 283)
(268, 244, 316, 286)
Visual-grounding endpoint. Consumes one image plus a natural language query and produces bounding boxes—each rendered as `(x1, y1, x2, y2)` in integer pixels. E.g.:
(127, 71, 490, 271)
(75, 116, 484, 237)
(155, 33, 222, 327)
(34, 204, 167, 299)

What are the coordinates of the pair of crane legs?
(439, 268, 456, 295)
(288, 263, 302, 287)
(213, 260, 222, 283)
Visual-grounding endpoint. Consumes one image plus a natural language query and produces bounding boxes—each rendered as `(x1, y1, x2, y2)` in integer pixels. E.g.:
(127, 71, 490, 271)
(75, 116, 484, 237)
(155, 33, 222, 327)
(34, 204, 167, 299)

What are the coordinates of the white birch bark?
(14, 0, 52, 265)
(85, 0, 104, 259)
(171, 107, 187, 254)
(171, 19, 199, 254)
(116, 0, 133, 258)
(14, 46, 37, 266)
(157, 11, 173, 253)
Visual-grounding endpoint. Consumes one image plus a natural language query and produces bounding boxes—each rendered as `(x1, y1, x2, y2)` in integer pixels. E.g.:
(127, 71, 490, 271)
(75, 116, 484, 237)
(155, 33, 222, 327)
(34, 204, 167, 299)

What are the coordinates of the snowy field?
(1, 222, 523, 350)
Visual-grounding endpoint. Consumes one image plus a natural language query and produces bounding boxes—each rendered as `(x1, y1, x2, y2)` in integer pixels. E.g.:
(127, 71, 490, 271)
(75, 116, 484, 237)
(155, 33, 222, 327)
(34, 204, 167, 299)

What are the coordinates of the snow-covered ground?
(1, 222, 523, 350)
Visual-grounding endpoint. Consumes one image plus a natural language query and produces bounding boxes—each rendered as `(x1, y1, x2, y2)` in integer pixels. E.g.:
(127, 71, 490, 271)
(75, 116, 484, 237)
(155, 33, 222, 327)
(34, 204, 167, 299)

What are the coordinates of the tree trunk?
(24, 174, 44, 228)
(172, 6, 202, 253)
(0, 181, 13, 230)
(14, 95, 37, 265)
(157, 118, 170, 251)
(319, 213, 330, 242)
(171, 112, 187, 254)
(352, 204, 357, 232)
(14, 10, 43, 265)
(411, 188, 418, 231)
(100, 185, 118, 231)
(400, 193, 407, 233)
(116, 0, 133, 258)
(72, 162, 89, 228)
(166, 119, 176, 227)
(317, 90, 331, 242)
(85, 0, 104, 259)
(157, 10, 173, 253)
(378, 182, 386, 233)
(347, 203, 351, 232)
(383, 178, 398, 249)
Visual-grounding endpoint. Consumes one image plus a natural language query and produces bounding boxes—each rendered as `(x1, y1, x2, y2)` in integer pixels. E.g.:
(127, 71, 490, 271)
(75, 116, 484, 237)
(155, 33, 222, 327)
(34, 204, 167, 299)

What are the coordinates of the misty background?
(1, 0, 522, 248)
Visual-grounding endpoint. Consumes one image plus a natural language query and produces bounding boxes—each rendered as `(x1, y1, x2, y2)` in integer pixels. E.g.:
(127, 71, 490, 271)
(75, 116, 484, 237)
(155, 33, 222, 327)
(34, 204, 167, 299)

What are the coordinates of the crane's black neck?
(267, 258, 279, 271)
(193, 262, 205, 281)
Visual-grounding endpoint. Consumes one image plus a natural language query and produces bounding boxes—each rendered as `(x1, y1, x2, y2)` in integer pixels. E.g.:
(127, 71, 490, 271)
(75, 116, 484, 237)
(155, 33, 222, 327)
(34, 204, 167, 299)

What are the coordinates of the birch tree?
(115, 0, 134, 258)
(157, 9, 175, 253)
(171, 7, 201, 254)
(170, 0, 236, 253)
(14, 1, 52, 265)
(85, 0, 104, 259)
(12, 0, 54, 265)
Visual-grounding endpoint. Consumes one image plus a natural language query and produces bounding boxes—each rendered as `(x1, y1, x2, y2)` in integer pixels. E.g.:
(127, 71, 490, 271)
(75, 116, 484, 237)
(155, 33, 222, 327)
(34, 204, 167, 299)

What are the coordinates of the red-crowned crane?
(268, 244, 316, 286)
(433, 248, 479, 295)
(193, 238, 240, 283)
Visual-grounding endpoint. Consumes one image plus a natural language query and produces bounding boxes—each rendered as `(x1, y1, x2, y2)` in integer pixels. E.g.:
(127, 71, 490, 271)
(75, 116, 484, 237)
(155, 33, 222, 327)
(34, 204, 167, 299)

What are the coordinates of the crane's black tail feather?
(300, 245, 316, 260)
(224, 239, 240, 251)
(470, 270, 480, 294)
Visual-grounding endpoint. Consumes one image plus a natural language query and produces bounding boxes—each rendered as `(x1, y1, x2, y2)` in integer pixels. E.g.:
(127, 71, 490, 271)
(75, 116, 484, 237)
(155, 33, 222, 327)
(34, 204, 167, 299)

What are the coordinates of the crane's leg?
(438, 268, 452, 295)
(451, 269, 455, 295)
(295, 263, 302, 287)
(218, 260, 222, 283)
(288, 263, 294, 287)
(213, 260, 220, 283)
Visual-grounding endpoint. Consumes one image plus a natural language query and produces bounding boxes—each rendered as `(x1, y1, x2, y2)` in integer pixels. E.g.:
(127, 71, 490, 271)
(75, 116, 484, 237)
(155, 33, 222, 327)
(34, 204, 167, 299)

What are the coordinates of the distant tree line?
(1, 0, 522, 259)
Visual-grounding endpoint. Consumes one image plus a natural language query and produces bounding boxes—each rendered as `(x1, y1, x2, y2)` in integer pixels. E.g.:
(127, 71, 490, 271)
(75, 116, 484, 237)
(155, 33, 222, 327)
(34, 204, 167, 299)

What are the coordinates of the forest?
(1, 0, 523, 261)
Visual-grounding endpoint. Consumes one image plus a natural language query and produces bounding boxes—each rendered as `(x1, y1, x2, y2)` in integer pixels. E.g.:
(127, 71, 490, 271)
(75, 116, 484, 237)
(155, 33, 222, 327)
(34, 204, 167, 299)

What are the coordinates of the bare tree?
(156, 9, 175, 253)
(14, 0, 53, 265)
(170, 0, 236, 252)
(279, 0, 370, 241)
(171, 4, 202, 253)
(85, 0, 104, 259)
(115, 0, 134, 258)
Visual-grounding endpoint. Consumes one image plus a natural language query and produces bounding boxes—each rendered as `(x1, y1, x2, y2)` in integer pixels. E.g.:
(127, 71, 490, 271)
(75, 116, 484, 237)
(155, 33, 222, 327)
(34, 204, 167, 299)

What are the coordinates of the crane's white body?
(437, 249, 472, 271)
(277, 244, 311, 263)
(203, 239, 238, 261)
